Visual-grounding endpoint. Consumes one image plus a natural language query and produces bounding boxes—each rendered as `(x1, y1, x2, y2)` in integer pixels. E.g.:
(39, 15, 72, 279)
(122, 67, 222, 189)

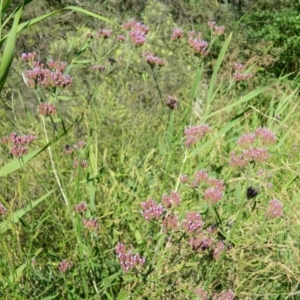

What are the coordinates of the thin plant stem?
(41, 115, 69, 207)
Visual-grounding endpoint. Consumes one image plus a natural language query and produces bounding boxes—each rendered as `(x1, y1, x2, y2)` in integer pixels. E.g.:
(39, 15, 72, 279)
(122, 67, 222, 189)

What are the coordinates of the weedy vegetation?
(0, 0, 300, 299)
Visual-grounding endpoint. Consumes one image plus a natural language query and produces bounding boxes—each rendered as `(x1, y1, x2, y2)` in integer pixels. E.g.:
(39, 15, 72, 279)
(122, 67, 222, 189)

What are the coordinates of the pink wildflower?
(182, 212, 204, 234)
(265, 199, 283, 218)
(58, 259, 73, 273)
(171, 28, 183, 40)
(38, 103, 57, 116)
(141, 199, 165, 221)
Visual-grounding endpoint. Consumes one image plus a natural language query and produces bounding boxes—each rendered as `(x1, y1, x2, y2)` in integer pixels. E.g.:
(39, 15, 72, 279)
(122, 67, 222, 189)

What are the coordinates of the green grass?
(0, 1, 300, 299)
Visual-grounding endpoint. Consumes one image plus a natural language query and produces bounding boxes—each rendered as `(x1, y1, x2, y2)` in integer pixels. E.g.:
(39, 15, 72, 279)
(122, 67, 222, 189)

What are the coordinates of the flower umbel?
(115, 243, 145, 272)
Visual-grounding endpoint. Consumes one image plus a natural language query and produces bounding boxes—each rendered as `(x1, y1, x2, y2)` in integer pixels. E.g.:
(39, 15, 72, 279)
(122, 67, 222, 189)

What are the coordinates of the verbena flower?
(166, 95, 178, 110)
(162, 214, 179, 232)
(21, 52, 37, 62)
(195, 287, 208, 300)
(2, 133, 36, 158)
(38, 103, 57, 116)
(182, 212, 204, 234)
(143, 51, 166, 67)
(91, 65, 106, 71)
(75, 202, 88, 213)
(0, 203, 7, 215)
(161, 191, 181, 208)
(96, 29, 113, 38)
(213, 240, 225, 259)
(204, 187, 223, 204)
(179, 174, 189, 183)
(265, 199, 283, 218)
(141, 199, 165, 221)
(171, 28, 183, 40)
(212, 289, 235, 300)
(23, 59, 72, 90)
(184, 124, 211, 147)
(83, 218, 98, 230)
(115, 243, 145, 272)
(188, 35, 209, 56)
(122, 19, 149, 47)
(58, 259, 73, 273)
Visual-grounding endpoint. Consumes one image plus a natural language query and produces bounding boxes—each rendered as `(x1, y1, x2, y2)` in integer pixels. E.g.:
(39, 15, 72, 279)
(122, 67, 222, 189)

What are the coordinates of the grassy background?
(0, 0, 300, 299)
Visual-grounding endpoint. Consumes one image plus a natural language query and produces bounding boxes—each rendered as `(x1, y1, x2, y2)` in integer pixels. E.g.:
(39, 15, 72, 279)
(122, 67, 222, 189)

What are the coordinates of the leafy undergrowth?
(0, 1, 300, 299)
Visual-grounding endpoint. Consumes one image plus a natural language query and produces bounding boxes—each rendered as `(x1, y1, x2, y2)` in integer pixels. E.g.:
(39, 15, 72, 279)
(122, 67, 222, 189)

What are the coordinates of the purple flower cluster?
(265, 199, 283, 218)
(58, 259, 73, 273)
(83, 218, 98, 230)
(21, 52, 37, 62)
(182, 212, 204, 234)
(208, 21, 226, 36)
(170, 28, 183, 40)
(184, 124, 211, 147)
(75, 201, 88, 213)
(188, 31, 209, 56)
(166, 95, 178, 110)
(122, 19, 150, 47)
(230, 127, 276, 167)
(161, 191, 181, 208)
(233, 62, 253, 81)
(64, 140, 86, 155)
(187, 170, 225, 204)
(162, 214, 179, 233)
(213, 289, 235, 300)
(142, 51, 166, 67)
(141, 199, 165, 221)
(115, 243, 145, 272)
(23, 58, 72, 90)
(2, 132, 36, 158)
(38, 102, 57, 116)
(0, 203, 7, 215)
(96, 29, 113, 38)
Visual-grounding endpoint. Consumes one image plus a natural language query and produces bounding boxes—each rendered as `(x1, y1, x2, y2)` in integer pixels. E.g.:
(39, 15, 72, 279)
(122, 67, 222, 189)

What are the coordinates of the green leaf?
(0, 4, 22, 91)
(0, 189, 55, 233)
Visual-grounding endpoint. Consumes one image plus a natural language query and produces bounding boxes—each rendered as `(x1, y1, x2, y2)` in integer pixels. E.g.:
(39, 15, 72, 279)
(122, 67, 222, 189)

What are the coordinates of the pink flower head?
(58, 259, 73, 273)
(213, 25, 225, 36)
(141, 199, 165, 221)
(204, 187, 223, 204)
(233, 62, 245, 71)
(190, 233, 214, 252)
(255, 127, 276, 145)
(166, 95, 178, 110)
(75, 202, 88, 213)
(143, 52, 166, 67)
(161, 191, 181, 208)
(0, 203, 7, 215)
(162, 214, 179, 232)
(91, 65, 106, 71)
(188, 36, 209, 55)
(233, 72, 253, 81)
(242, 147, 269, 163)
(21, 52, 37, 62)
(184, 124, 211, 147)
(96, 29, 113, 38)
(179, 174, 189, 183)
(265, 199, 283, 218)
(237, 133, 256, 147)
(213, 240, 225, 259)
(122, 19, 149, 47)
(193, 170, 209, 186)
(207, 21, 216, 29)
(195, 287, 208, 300)
(83, 218, 98, 230)
(181, 212, 204, 234)
(38, 103, 57, 116)
(213, 289, 235, 300)
(117, 35, 126, 42)
(24, 60, 72, 90)
(171, 28, 183, 40)
(115, 243, 145, 272)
